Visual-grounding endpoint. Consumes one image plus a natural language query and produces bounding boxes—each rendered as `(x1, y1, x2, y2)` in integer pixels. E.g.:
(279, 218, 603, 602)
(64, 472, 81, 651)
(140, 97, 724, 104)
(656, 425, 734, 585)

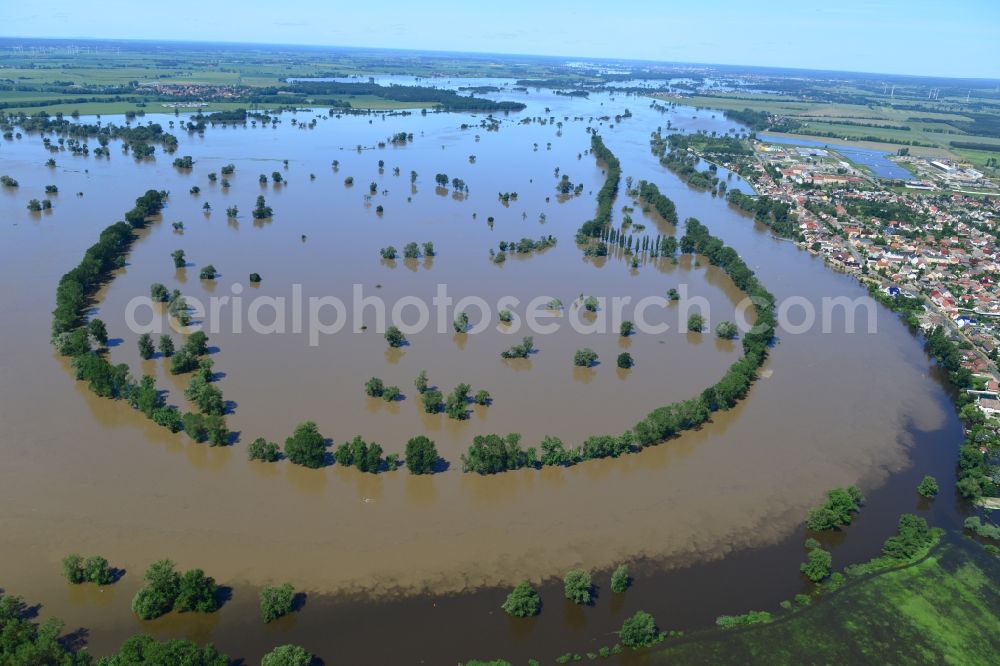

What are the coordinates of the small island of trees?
(334, 435, 391, 473)
(564, 569, 593, 604)
(262, 645, 313, 666)
(620, 610, 660, 648)
(385, 325, 407, 348)
(248, 437, 280, 462)
(715, 321, 738, 339)
(252, 195, 273, 219)
(610, 564, 630, 593)
(26, 198, 52, 212)
(917, 475, 939, 498)
(405, 435, 439, 474)
(501, 336, 534, 359)
(260, 583, 296, 623)
(800, 538, 832, 582)
(131, 559, 220, 620)
(284, 421, 327, 468)
(62, 554, 116, 585)
(805, 486, 865, 531)
(380, 241, 435, 261)
(502, 581, 541, 617)
(574, 348, 598, 367)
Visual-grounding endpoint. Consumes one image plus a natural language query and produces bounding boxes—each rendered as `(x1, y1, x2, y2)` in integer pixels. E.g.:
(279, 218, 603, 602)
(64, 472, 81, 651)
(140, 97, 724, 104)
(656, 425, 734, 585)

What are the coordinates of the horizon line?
(1, 35, 998, 83)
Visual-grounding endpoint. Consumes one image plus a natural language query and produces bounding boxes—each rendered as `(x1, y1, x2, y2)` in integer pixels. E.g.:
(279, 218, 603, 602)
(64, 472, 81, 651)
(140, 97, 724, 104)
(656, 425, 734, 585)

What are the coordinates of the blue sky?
(2, 0, 998, 79)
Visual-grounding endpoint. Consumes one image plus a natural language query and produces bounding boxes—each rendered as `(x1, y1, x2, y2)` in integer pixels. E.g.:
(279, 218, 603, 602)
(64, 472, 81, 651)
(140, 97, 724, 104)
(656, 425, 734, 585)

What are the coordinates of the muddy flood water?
(0, 83, 967, 663)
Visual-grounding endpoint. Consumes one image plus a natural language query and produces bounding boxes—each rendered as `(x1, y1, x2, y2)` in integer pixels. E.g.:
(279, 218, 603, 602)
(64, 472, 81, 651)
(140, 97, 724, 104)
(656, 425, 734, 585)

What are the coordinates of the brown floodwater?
(0, 86, 965, 664)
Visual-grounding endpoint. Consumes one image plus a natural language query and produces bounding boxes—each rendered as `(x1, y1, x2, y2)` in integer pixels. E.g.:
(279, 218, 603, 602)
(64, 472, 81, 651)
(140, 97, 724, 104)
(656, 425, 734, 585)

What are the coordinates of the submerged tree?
(284, 421, 326, 468)
(917, 475, 939, 498)
(715, 321, 738, 339)
(252, 195, 273, 219)
(421, 389, 443, 414)
(159, 335, 175, 357)
(262, 645, 313, 666)
(385, 326, 407, 348)
(138, 333, 155, 360)
(414, 369, 429, 394)
(611, 564, 631, 593)
(405, 435, 439, 474)
(248, 437, 280, 462)
(502, 581, 541, 617)
(800, 542, 832, 582)
(501, 336, 534, 359)
(619, 610, 659, 648)
(260, 583, 296, 623)
(574, 348, 598, 367)
(365, 377, 385, 397)
(564, 569, 593, 604)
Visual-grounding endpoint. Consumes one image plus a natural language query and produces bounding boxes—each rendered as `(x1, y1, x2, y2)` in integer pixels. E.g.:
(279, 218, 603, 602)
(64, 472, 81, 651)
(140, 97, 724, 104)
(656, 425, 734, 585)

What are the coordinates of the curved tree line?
(51, 189, 229, 443)
(462, 180, 776, 473)
(52, 181, 774, 477)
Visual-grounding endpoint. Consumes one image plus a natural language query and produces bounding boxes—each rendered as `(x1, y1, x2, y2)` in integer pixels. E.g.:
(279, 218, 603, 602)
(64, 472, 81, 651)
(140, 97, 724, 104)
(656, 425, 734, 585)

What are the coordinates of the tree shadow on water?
(59, 627, 89, 652)
(430, 457, 451, 474)
(214, 585, 233, 610)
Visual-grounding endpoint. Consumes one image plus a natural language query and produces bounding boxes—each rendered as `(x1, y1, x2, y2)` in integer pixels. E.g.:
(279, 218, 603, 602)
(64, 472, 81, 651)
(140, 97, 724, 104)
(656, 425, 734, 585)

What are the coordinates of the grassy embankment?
(648, 536, 1000, 665)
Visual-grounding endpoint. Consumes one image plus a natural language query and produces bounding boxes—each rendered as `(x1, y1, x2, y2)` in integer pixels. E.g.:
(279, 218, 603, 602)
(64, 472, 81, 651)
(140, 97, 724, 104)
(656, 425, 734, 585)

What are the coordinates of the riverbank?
(645, 534, 1000, 665)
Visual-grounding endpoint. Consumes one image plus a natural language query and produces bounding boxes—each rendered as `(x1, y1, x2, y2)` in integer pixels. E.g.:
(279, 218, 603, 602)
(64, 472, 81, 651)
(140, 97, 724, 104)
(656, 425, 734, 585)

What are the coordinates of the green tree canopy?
(284, 421, 326, 468)
(261, 644, 313, 666)
(619, 610, 659, 648)
(260, 583, 296, 623)
(501, 581, 541, 617)
(563, 569, 592, 604)
(405, 436, 439, 474)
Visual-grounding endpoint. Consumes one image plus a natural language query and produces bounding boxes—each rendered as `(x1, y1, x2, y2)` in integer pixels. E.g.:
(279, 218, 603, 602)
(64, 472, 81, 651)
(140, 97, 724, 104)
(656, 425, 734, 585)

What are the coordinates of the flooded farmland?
(0, 84, 965, 663)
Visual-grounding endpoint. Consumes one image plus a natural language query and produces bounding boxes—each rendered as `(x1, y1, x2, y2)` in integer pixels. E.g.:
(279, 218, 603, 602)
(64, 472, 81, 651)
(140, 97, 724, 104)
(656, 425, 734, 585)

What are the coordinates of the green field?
(648, 536, 1000, 665)
(677, 93, 1000, 169)
(0, 96, 428, 115)
(0, 44, 559, 118)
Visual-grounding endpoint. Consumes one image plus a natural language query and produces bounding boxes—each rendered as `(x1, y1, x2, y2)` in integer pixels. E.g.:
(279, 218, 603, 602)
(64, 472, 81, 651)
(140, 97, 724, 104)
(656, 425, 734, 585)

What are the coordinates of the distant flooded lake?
(0, 84, 964, 663)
